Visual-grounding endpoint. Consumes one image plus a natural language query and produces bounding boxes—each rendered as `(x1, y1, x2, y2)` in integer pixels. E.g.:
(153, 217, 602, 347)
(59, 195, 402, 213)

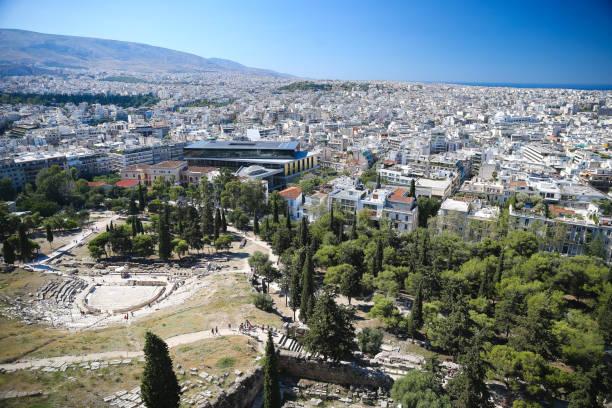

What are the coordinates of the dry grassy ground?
(0, 335, 259, 408)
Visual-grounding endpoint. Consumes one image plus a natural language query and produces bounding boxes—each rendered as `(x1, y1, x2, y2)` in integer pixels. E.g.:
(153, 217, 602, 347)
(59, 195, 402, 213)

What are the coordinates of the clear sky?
(1, 0, 611, 84)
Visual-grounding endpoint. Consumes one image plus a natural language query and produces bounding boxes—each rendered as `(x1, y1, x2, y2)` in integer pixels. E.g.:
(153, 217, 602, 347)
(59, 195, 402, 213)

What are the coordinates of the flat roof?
(185, 140, 299, 150)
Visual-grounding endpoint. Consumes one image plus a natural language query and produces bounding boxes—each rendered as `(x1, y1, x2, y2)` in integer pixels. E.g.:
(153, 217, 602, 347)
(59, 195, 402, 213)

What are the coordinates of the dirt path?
(0, 327, 268, 372)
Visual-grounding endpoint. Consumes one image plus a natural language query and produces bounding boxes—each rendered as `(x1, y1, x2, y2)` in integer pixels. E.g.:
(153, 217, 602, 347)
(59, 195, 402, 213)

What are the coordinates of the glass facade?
(183, 147, 295, 160)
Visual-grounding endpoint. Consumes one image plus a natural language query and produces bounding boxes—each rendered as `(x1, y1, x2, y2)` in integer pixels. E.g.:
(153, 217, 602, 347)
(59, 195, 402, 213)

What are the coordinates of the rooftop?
(152, 160, 187, 168)
(185, 140, 299, 151)
(388, 189, 414, 204)
(279, 186, 302, 199)
(115, 179, 140, 188)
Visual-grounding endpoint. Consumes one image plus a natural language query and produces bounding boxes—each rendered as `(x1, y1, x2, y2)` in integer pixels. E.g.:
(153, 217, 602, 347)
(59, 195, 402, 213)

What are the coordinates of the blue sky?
(1, 0, 611, 84)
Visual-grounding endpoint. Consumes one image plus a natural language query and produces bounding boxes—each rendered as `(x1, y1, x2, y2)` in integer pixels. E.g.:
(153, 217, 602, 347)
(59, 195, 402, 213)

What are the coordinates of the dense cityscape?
(0, 3, 611, 408)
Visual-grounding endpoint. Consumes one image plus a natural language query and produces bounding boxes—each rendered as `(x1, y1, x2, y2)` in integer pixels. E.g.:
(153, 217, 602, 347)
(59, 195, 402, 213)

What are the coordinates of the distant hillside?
(0, 28, 289, 77)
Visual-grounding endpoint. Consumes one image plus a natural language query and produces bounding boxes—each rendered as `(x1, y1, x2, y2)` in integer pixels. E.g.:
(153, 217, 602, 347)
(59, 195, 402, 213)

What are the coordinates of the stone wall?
(278, 351, 393, 389)
(208, 367, 263, 408)
(207, 352, 393, 408)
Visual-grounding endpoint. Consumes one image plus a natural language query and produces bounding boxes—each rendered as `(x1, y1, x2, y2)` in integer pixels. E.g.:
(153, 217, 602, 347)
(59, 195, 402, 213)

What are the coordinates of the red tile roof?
(115, 179, 140, 188)
(88, 181, 108, 187)
(388, 189, 414, 203)
(279, 186, 302, 199)
(153, 160, 186, 168)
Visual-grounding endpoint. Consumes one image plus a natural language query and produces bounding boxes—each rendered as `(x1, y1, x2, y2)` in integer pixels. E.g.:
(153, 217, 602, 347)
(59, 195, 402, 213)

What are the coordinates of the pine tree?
(411, 282, 424, 330)
(300, 251, 314, 322)
(158, 215, 172, 260)
(2, 240, 15, 264)
(141, 331, 181, 408)
(46, 224, 54, 251)
(254, 213, 260, 235)
(263, 331, 281, 408)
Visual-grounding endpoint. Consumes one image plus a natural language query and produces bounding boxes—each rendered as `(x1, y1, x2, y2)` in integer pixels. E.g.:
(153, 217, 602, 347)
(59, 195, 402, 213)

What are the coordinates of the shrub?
(252, 293, 274, 312)
(357, 327, 384, 356)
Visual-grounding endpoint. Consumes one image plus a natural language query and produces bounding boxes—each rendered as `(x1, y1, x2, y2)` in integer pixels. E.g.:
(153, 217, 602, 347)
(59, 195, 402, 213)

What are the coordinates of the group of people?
(238, 319, 253, 333)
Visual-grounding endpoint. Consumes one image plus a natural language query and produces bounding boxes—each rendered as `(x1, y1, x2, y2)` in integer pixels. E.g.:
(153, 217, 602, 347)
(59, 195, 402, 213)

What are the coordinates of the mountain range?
(0, 28, 288, 77)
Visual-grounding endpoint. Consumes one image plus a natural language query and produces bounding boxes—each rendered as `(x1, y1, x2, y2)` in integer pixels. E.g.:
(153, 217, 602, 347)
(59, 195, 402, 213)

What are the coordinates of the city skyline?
(1, 0, 611, 85)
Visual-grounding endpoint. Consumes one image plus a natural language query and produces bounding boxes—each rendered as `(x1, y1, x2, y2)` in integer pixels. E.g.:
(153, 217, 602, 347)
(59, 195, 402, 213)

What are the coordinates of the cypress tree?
(138, 183, 146, 211)
(410, 179, 416, 198)
(300, 251, 314, 322)
(2, 240, 15, 264)
(374, 239, 383, 276)
(330, 205, 335, 230)
(46, 224, 54, 251)
(263, 331, 281, 408)
(289, 249, 305, 321)
(299, 216, 309, 247)
(201, 200, 214, 237)
(411, 282, 424, 330)
(285, 206, 291, 231)
(18, 223, 30, 261)
(478, 268, 489, 299)
(376, 174, 381, 189)
(264, 217, 271, 241)
(494, 250, 504, 283)
(254, 213, 260, 235)
(273, 198, 279, 224)
(350, 211, 357, 240)
(141, 331, 181, 408)
(221, 209, 227, 232)
(214, 209, 221, 240)
(158, 215, 172, 260)
(129, 193, 138, 215)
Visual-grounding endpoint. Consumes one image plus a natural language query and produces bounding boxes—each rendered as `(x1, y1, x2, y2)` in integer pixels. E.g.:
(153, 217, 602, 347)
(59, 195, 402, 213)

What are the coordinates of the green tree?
(129, 193, 138, 215)
(17, 222, 32, 261)
(409, 179, 416, 198)
(158, 214, 172, 260)
(138, 183, 147, 211)
(133, 234, 155, 257)
(586, 233, 606, 259)
(214, 234, 233, 252)
(0, 178, 16, 201)
(2, 240, 15, 264)
(411, 282, 424, 330)
(302, 291, 355, 361)
(368, 294, 405, 332)
(357, 327, 384, 356)
(45, 223, 54, 251)
(417, 197, 441, 228)
(339, 262, 361, 305)
(448, 341, 493, 408)
(141, 331, 181, 408)
(263, 331, 281, 408)
(173, 239, 189, 259)
(300, 251, 315, 321)
(254, 213, 260, 235)
(391, 370, 451, 408)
